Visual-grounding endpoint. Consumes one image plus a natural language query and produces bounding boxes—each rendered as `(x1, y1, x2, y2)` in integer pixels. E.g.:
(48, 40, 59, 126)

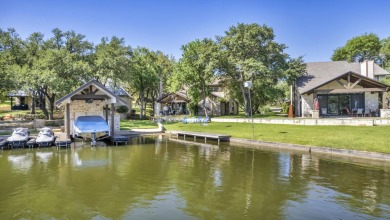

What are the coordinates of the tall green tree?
(0, 28, 25, 101)
(148, 51, 174, 114)
(94, 36, 132, 88)
(380, 36, 390, 70)
(331, 33, 382, 64)
(22, 28, 93, 119)
(171, 38, 218, 116)
(126, 47, 159, 119)
(217, 23, 292, 117)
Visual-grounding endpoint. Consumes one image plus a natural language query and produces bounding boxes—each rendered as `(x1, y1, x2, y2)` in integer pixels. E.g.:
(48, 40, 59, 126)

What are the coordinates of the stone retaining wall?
(212, 117, 390, 126)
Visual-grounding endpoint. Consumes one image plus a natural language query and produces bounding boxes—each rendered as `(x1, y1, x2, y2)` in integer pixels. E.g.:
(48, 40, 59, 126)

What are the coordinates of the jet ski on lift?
(7, 127, 29, 148)
(73, 116, 110, 145)
(36, 127, 55, 147)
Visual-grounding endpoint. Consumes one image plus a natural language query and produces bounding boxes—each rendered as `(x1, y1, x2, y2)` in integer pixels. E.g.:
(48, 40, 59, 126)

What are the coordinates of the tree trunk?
(201, 82, 208, 117)
(139, 92, 144, 119)
(239, 82, 250, 117)
(48, 93, 56, 120)
(37, 89, 49, 119)
(30, 90, 36, 114)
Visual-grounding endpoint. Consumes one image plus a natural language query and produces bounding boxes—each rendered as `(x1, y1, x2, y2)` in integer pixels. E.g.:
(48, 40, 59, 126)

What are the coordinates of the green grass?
(163, 122, 390, 154)
(120, 119, 158, 130)
(0, 110, 31, 117)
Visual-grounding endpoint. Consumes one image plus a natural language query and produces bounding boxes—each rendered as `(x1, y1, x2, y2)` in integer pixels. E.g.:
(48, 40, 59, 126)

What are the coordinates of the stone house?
(295, 60, 390, 117)
(55, 79, 127, 138)
(155, 79, 238, 116)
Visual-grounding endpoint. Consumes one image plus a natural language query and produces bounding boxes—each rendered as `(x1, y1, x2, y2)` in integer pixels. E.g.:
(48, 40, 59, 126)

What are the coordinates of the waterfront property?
(55, 79, 128, 138)
(295, 60, 390, 117)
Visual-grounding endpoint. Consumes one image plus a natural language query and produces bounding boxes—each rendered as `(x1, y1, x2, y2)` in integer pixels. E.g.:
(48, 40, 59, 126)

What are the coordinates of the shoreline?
(229, 137, 390, 162)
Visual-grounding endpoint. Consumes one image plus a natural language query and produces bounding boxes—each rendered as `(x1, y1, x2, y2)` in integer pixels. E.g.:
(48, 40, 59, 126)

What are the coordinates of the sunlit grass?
(120, 119, 158, 130)
(164, 122, 390, 154)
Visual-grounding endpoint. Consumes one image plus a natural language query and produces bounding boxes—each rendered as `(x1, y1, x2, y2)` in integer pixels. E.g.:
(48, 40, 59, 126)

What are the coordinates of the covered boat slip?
(73, 116, 110, 138)
(169, 131, 230, 145)
(55, 80, 128, 140)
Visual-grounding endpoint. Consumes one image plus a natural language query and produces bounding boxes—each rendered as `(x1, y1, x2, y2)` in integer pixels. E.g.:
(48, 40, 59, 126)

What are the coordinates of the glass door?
(328, 95, 339, 115)
(339, 95, 350, 115)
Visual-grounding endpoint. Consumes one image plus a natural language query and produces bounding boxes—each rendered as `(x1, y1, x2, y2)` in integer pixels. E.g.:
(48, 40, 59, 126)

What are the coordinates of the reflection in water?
(7, 153, 33, 173)
(36, 151, 53, 163)
(0, 137, 390, 219)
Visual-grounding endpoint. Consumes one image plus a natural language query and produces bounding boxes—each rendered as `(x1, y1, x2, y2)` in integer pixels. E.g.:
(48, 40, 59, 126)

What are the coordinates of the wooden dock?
(169, 131, 230, 145)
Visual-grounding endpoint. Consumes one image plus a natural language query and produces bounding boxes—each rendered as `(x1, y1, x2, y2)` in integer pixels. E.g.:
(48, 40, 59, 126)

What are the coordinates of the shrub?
(281, 102, 289, 113)
(116, 105, 129, 114)
(260, 105, 272, 114)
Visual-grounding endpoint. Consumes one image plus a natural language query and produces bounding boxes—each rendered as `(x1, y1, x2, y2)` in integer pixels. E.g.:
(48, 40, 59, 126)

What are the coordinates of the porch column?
(383, 92, 388, 109)
(105, 104, 109, 123)
(111, 103, 115, 137)
(66, 103, 70, 138)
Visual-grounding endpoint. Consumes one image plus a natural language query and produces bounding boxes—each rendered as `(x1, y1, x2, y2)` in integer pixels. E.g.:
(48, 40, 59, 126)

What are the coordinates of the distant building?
(155, 79, 238, 116)
(295, 60, 390, 117)
(7, 90, 31, 110)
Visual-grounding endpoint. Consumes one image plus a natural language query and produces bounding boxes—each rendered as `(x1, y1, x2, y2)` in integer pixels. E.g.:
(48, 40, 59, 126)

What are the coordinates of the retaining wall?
(212, 118, 390, 126)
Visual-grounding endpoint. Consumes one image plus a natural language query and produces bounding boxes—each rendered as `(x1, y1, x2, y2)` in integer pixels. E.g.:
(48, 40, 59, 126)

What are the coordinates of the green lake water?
(1, 136, 390, 219)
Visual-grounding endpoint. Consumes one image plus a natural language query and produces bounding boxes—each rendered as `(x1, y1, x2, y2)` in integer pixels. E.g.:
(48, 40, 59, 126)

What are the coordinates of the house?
(295, 60, 390, 117)
(155, 79, 238, 116)
(7, 90, 32, 110)
(106, 85, 134, 115)
(55, 79, 128, 138)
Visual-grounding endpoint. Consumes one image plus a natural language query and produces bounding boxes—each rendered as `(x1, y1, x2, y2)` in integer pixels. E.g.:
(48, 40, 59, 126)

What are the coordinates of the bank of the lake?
(163, 122, 390, 154)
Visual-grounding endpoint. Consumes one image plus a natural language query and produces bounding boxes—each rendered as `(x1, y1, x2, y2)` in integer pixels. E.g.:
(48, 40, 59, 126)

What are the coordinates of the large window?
(317, 94, 364, 116)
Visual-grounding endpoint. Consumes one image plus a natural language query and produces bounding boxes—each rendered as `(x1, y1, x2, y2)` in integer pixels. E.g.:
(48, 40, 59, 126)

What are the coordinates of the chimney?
(360, 60, 374, 79)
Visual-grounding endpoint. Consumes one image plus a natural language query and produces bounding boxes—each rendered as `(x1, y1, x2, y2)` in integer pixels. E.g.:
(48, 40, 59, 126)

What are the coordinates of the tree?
(94, 36, 132, 88)
(126, 47, 159, 119)
(0, 28, 25, 101)
(380, 37, 390, 70)
(148, 51, 174, 115)
(171, 38, 218, 116)
(217, 23, 291, 117)
(22, 28, 93, 119)
(331, 33, 382, 64)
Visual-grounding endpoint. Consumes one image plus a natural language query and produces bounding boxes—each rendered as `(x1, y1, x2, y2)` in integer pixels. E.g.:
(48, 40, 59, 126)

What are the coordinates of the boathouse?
(55, 79, 128, 138)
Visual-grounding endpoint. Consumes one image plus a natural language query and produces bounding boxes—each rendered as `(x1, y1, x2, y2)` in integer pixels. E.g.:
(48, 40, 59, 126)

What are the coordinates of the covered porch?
(155, 92, 189, 116)
(299, 72, 389, 118)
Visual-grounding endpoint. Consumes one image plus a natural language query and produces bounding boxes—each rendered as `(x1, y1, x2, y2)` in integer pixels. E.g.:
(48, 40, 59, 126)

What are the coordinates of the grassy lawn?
(120, 119, 158, 130)
(163, 122, 390, 154)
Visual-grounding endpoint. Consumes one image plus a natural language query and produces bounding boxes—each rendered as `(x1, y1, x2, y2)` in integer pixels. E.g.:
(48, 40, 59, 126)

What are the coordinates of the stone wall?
(301, 94, 313, 117)
(65, 99, 120, 135)
(380, 109, 390, 118)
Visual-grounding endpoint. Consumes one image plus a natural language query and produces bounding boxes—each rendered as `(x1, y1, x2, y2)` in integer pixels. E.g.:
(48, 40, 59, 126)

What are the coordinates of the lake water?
(1, 136, 390, 219)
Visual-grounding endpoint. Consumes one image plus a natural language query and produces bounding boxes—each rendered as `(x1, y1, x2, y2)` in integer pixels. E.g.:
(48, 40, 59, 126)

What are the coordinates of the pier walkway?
(168, 131, 230, 145)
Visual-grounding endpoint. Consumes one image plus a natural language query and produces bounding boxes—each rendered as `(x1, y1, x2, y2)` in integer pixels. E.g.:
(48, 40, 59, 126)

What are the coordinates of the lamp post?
(244, 81, 254, 142)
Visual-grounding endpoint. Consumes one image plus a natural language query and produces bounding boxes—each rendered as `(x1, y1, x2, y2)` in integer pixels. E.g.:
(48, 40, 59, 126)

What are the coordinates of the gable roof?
(106, 85, 133, 99)
(297, 61, 390, 94)
(157, 91, 188, 103)
(55, 79, 127, 107)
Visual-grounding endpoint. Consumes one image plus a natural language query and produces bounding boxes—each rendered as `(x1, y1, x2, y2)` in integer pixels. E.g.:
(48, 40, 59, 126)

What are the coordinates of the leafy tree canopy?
(331, 33, 382, 64)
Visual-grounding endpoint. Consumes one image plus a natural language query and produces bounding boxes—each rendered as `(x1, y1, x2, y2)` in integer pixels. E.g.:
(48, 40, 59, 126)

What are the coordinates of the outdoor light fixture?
(244, 81, 254, 142)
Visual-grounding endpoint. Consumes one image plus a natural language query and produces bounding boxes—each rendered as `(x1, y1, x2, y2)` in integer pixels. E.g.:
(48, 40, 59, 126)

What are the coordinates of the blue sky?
(1, 0, 390, 62)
